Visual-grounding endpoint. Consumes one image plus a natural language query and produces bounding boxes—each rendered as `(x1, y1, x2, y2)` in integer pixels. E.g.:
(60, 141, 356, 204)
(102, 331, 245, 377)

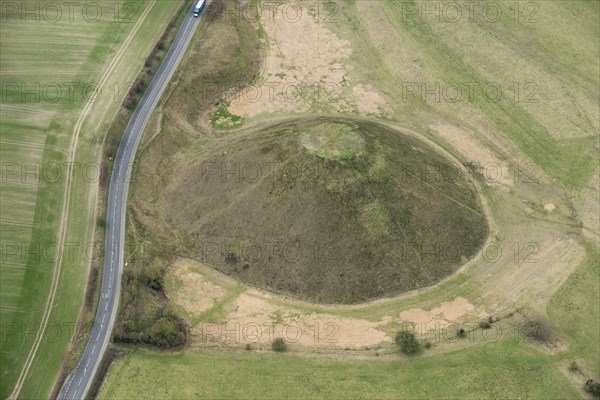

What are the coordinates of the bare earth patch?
(352, 84, 392, 116)
(399, 297, 482, 332)
(228, 1, 388, 118)
(191, 291, 390, 350)
(166, 259, 226, 316)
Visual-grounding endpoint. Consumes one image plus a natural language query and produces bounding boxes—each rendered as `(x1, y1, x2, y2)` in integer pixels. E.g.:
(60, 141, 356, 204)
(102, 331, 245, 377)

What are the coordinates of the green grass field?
(548, 242, 600, 377)
(0, 0, 182, 397)
(99, 338, 579, 399)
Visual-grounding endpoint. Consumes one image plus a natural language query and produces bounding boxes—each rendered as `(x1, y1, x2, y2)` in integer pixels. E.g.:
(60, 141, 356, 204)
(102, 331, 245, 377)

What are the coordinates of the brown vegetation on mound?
(134, 116, 487, 303)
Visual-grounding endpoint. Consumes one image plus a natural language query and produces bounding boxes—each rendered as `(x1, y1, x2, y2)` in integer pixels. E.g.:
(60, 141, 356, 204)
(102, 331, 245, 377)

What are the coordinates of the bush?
(395, 331, 420, 355)
(141, 258, 164, 290)
(147, 315, 186, 348)
(423, 340, 432, 349)
(123, 97, 135, 110)
(585, 380, 600, 397)
(457, 328, 466, 338)
(225, 252, 238, 264)
(568, 361, 579, 372)
(272, 338, 287, 352)
(522, 318, 554, 343)
(479, 321, 491, 329)
(245, 343, 252, 351)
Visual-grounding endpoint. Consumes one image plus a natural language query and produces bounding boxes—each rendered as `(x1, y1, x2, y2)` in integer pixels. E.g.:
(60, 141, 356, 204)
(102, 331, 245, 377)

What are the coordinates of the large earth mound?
(136, 118, 487, 303)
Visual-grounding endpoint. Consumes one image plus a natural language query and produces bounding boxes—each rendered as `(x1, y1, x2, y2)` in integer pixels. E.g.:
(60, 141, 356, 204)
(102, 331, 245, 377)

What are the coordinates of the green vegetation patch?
(210, 105, 243, 130)
(301, 123, 365, 161)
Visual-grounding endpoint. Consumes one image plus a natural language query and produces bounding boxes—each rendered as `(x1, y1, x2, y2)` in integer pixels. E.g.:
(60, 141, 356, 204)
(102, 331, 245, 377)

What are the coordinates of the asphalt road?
(57, 5, 203, 399)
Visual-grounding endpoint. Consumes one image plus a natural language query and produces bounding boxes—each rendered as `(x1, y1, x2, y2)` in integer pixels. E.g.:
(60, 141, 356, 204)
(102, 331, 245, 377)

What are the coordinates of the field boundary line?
(8, 2, 156, 398)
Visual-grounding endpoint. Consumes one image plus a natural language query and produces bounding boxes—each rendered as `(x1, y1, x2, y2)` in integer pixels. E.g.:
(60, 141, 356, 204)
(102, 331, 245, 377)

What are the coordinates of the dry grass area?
(479, 238, 585, 313)
(430, 123, 516, 189)
(165, 259, 226, 316)
(229, 0, 390, 117)
(398, 297, 482, 332)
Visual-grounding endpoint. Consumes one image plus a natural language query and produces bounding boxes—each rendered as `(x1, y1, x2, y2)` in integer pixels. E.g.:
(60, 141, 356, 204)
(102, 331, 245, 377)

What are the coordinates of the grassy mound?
(140, 118, 487, 303)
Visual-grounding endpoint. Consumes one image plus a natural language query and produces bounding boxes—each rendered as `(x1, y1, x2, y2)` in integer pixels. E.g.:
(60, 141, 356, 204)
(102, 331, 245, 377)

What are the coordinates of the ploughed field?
(134, 118, 487, 303)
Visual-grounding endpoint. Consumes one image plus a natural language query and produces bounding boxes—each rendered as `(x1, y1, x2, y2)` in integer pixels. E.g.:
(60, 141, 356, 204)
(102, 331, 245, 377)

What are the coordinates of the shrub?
(245, 343, 252, 351)
(141, 258, 164, 290)
(423, 340, 432, 349)
(585, 380, 600, 397)
(123, 97, 135, 110)
(395, 331, 420, 355)
(457, 328, 466, 338)
(272, 338, 287, 352)
(522, 318, 554, 343)
(147, 315, 186, 348)
(479, 321, 491, 329)
(568, 361, 579, 372)
(225, 252, 238, 264)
